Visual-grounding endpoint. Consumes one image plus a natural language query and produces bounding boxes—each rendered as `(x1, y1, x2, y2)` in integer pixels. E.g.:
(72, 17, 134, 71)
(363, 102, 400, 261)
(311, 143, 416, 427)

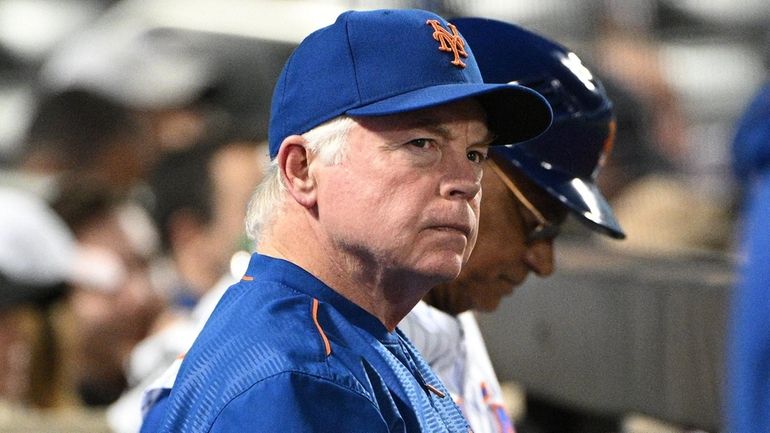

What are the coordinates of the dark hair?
(51, 174, 118, 234)
(147, 143, 219, 251)
(24, 88, 139, 168)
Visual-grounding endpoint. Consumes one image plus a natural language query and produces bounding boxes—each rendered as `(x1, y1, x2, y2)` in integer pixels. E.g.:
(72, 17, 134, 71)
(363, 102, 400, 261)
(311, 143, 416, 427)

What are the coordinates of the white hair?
(245, 116, 355, 245)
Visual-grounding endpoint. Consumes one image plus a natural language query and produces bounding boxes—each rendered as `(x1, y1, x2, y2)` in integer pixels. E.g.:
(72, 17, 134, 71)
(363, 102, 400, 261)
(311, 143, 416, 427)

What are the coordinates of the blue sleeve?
(140, 389, 171, 433)
(209, 371, 392, 433)
(727, 174, 770, 433)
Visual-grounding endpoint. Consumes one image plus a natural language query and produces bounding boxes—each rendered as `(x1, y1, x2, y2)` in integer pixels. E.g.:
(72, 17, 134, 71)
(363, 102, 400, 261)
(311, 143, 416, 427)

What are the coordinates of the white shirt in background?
(400, 301, 515, 433)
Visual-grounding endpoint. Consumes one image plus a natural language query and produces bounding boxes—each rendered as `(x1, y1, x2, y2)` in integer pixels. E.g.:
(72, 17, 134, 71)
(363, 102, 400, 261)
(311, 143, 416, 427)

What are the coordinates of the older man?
(399, 18, 625, 433)
(145, 9, 551, 433)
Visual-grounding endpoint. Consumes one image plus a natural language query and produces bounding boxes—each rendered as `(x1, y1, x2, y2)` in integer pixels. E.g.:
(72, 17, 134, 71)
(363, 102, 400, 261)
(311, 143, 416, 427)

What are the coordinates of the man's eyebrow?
(402, 117, 453, 139)
(474, 132, 497, 147)
(402, 117, 495, 146)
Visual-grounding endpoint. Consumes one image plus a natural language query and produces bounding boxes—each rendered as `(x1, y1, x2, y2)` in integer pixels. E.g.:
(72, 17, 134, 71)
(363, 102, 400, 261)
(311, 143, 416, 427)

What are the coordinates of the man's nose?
(524, 240, 556, 276)
(439, 152, 482, 200)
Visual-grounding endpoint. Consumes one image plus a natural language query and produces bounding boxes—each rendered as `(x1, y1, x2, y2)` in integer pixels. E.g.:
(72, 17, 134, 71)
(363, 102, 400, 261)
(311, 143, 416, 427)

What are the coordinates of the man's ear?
(277, 135, 317, 208)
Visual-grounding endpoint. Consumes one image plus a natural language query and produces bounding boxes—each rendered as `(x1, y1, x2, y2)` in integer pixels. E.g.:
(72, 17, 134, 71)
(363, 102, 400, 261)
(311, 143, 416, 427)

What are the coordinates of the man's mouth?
(428, 223, 471, 237)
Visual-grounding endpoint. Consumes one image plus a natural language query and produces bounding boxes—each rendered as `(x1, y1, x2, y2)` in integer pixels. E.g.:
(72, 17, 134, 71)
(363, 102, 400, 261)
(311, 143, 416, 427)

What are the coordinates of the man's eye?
(409, 138, 432, 149)
(467, 150, 487, 163)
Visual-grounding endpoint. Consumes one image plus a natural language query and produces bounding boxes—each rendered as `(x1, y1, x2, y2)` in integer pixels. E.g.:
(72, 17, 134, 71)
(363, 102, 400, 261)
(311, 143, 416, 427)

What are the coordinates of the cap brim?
(495, 145, 625, 239)
(346, 83, 552, 145)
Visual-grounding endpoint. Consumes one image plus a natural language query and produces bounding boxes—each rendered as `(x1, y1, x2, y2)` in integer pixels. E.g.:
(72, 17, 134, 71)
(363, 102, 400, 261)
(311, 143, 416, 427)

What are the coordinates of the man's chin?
(415, 255, 464, 284)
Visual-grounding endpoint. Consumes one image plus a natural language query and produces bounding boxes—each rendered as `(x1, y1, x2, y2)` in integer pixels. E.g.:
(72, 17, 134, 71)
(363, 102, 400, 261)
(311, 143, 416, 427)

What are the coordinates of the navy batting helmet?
(454, 17, 625, 239)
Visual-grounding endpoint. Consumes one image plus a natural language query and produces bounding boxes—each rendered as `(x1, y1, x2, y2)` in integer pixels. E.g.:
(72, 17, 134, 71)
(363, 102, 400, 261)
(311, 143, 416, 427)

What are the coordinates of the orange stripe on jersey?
(311, 298, 332, 357)
(424, 383, 446, 398)
(242, 275, 254, 281)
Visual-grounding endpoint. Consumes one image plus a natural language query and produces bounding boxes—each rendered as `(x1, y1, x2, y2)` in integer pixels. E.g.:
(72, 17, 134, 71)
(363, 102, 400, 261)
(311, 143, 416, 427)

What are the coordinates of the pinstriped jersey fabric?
(154, 254, 469, 432)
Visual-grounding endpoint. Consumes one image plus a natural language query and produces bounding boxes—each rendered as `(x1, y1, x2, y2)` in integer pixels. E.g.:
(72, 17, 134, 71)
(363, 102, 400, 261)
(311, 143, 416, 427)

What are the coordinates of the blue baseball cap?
(267, 9, 553, 158)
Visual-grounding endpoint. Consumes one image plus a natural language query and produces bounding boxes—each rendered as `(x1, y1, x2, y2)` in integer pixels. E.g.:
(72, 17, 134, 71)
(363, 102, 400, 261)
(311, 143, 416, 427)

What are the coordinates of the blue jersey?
(150, 253, 469, 432)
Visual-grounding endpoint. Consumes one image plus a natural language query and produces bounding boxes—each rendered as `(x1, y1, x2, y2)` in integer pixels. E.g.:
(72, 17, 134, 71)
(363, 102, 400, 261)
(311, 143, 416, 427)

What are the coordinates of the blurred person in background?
(398, 17, 625, 433)
(726, 79, 770, 433)
(0, 33, 167, 425)
(0, 82, 166, 411)
(0, 187, 75, 408)
(0, 85, 158, 411)
(106, 138, 267, 433)
(38, 23, 221, 157)
(0, 186, 115, 432)
(38, 13, 294, 161)
(143, 141, 266, 324)
(51, 177, 163, 407)
(0, 38, 212, 413)
(8, 88, 156, 199)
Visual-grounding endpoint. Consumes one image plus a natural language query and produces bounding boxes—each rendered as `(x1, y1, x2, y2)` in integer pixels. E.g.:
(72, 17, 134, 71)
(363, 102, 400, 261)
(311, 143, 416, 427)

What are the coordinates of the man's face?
(313, 99, 492, 286)
(430, 163, 567, 313)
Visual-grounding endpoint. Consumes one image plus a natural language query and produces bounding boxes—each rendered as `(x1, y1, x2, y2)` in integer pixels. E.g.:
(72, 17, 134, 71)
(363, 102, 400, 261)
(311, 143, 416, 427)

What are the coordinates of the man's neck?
(258, 220, 435, 331)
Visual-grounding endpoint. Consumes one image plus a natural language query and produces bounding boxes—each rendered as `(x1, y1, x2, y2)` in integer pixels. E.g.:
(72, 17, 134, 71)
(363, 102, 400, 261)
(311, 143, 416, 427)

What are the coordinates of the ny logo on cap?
(426, 20, 468, 68)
